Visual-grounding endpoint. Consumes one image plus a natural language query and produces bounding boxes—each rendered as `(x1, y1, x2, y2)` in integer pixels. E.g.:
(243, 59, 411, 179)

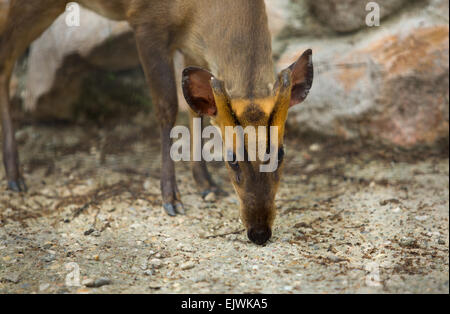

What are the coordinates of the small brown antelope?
(0, 0, 313, 245)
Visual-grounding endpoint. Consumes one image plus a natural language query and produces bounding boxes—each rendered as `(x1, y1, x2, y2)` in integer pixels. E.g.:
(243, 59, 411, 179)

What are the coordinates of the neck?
(195, 0, 275, 99)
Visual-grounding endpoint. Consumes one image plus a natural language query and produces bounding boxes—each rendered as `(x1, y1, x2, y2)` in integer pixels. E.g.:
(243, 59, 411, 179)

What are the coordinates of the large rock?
(23, 6, 140, 120)
(264, 0, 329, 56)
(309, 0, 411, 33)
(10, 0, 450, 149)
(20, 2, 287, 119)
(278, 1, 449, 148)
(20, 5, 195, 119)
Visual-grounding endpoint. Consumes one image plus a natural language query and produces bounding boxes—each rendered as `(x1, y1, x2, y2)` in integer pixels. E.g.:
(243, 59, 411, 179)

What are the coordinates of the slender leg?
(134, 27, 184, 216)
(0, 0, 66, 191)
(182, 55, 225, 200)
(0, 74, 26, 191)
(189, 111, 223, 198)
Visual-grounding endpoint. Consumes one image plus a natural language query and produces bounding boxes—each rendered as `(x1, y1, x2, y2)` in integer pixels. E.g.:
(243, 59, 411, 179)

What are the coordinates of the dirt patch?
(0, 114, 448, 293)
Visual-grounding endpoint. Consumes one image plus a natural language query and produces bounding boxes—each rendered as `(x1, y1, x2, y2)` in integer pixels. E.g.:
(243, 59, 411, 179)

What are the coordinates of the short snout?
(247, 226, 272, 245)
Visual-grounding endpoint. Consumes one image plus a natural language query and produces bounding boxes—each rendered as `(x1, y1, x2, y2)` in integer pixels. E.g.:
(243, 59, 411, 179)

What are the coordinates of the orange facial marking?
(230, 97, 275, 127)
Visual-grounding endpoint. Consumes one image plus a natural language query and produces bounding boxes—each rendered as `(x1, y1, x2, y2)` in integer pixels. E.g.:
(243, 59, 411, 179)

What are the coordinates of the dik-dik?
(0, 0, 313, 245)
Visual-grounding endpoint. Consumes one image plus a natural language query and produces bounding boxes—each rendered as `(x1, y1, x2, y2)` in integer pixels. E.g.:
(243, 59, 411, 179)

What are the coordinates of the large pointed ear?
(182, 67, 217, 116)
(287, 49, 314, 107)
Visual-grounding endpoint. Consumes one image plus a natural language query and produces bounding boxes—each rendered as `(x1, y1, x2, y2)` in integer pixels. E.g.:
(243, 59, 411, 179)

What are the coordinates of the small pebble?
(400, 237, 417, 248)
(328, 255, 346, 263)
(150, 258, 163, 269)
(204, 192, 216, 202)
(143, 270, 154, 276)
(149, 284, 161, 290)
(415, 215, 428, 221)
(82, 278, 95, 286)
(140, 261, 148, 270)
(180, 261, 196, 270)
(39, 283, 50, 292)
(283, 285, 293, 291)
(84, 228, 95, 236)
(42, 254, 56, 263)
(20, 283, 31, 290)
(91, 231, 101, 237)
(42, 242, 53, 250)
(192, 275, 207, 283)
(309, 143, 321, 152)
(2, 273, 21, 284)
(143, 180, 151, 190)
(304, 164, 317, 174)
(85, 277, 111, 288)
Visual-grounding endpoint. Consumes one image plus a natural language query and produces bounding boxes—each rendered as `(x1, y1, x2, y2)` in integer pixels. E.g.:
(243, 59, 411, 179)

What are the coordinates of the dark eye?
(278, 147, 285, 163)
(229, 160, 239, 171)
(227, 151, 239, 171)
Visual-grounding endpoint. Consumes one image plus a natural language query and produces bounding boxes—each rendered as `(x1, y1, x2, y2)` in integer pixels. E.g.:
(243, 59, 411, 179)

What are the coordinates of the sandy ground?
(0, 113, 448, 294)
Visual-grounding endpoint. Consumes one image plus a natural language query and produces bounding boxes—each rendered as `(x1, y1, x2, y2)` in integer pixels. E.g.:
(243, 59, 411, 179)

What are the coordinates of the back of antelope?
(0, 0, 313, 244)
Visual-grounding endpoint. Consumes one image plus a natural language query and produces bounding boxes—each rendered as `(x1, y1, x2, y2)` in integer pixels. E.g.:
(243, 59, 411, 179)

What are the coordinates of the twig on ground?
(206, 229, 245, 239)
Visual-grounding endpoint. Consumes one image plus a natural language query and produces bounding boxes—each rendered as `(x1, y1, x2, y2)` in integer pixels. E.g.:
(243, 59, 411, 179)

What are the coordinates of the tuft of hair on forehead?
(241, 103, 266, 125)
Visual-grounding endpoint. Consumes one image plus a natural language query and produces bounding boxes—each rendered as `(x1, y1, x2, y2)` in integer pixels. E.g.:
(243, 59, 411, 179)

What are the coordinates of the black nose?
(247, 227, 272, 245)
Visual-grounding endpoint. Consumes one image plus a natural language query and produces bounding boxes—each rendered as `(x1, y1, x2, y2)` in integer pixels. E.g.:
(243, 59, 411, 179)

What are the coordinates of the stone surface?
(2, 272, 20, 284)
(8, 0, 450, 148)
(278, 1, 449, 148)
(23, 6, 139, 120)
(265, 0, 329, 56)
(310, 0, 411, 33)
(85, 277, 111, 288)
(180, 261, 196, 270)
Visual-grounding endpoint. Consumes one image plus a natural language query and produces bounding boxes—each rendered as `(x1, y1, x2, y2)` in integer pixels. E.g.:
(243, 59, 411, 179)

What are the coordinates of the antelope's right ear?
(182, 67, 218, 116)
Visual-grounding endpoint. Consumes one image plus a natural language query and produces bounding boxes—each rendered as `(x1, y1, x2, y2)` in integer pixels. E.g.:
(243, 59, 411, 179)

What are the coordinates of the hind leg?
(0, 0, 67, 191)
(189, 111, 225, 199)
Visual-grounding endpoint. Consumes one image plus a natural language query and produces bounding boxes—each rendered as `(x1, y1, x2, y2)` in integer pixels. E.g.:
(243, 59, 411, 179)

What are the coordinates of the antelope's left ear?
(286, 49, 314, 107)
(182, 67, 218, 116)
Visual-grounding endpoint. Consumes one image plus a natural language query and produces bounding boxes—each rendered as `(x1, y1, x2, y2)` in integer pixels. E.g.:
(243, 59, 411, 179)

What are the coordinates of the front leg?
(134, 28, 184, 216)
(189, 111, 225, 199)
(0, 75, 26, 192)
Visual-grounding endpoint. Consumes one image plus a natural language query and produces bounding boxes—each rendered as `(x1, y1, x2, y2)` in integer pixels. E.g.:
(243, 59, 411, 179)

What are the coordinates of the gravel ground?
(0, 114, 448, 294)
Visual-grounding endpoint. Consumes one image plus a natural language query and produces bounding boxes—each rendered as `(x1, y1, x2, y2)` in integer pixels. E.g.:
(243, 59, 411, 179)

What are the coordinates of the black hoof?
(213, 188, 228, 197)
(7, 179, 27, 192)
(163, 203, 177, 216)
(175, 203, 185, 215)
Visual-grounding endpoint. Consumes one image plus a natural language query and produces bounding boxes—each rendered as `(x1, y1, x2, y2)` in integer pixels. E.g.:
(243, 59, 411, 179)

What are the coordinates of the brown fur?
(0, 0, 9, 34)
(0, 0, 313, 244)
(183, 49, 313, 244)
